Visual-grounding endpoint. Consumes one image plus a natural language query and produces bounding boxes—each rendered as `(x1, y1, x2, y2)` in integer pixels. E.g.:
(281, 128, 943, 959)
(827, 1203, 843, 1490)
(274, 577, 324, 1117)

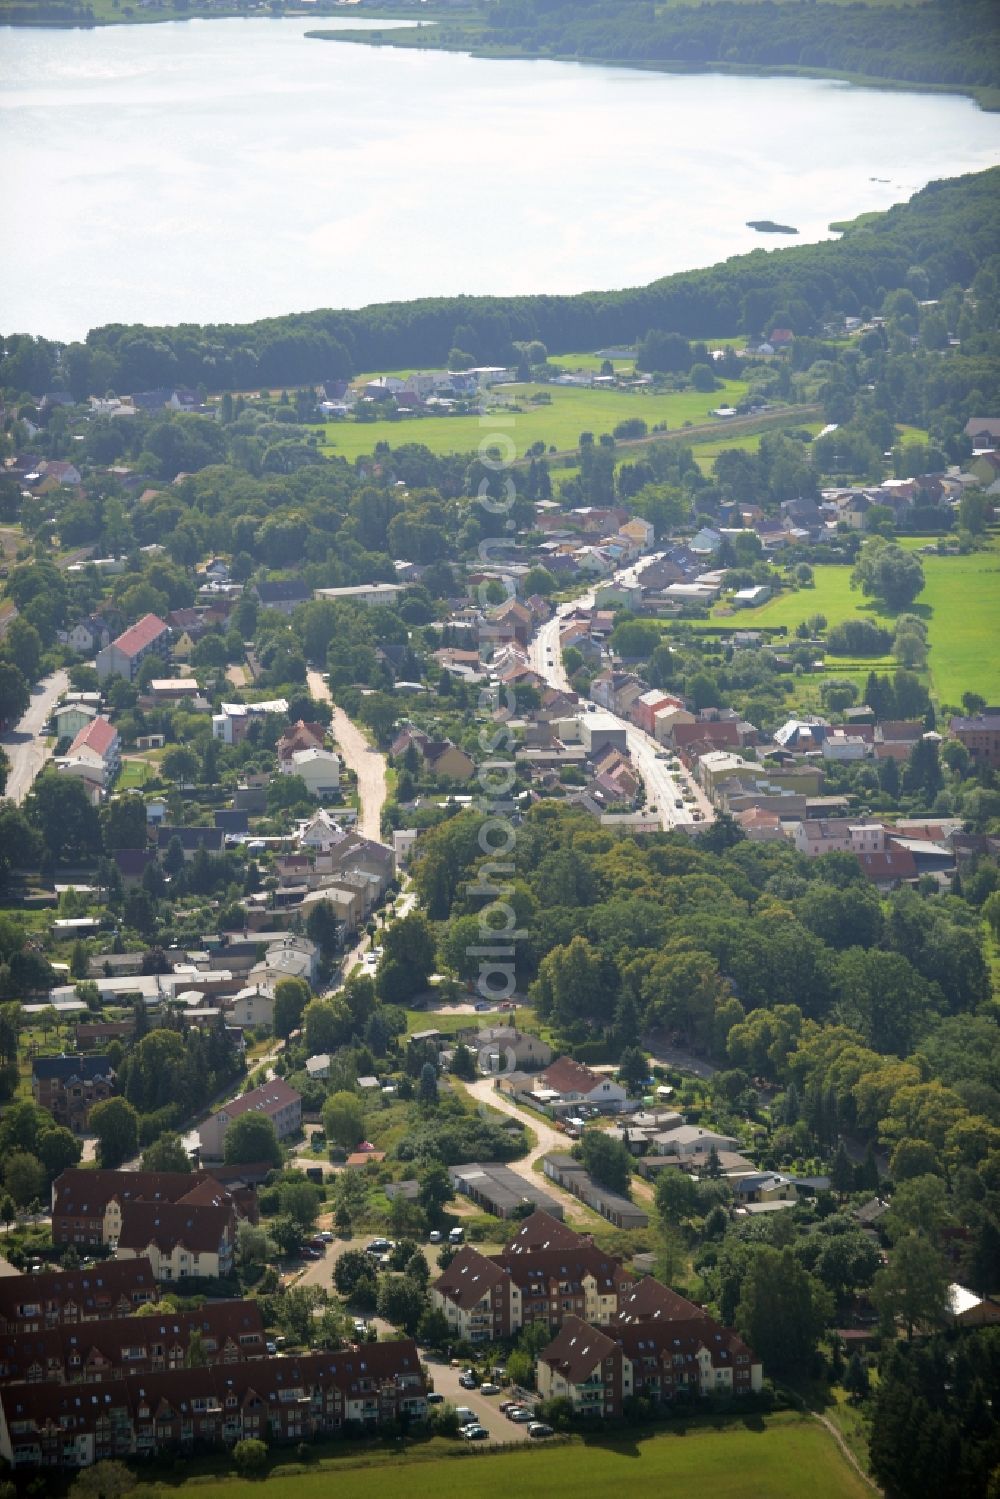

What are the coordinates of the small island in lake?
(746, 220, 799, 235)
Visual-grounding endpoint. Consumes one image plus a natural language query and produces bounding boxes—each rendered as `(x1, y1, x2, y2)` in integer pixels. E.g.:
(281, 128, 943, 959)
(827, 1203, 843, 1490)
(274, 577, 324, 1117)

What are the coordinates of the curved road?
(307, 668, 387, 841)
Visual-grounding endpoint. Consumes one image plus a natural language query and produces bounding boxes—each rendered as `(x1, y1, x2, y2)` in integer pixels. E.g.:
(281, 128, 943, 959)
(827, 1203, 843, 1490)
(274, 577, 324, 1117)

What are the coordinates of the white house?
(289, 746, 341, 797)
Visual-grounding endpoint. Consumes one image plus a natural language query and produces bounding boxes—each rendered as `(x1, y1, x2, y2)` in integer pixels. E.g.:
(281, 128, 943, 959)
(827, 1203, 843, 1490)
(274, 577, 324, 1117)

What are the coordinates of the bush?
(826, 619, 892, 656)
(233, 1437, 268, 1476)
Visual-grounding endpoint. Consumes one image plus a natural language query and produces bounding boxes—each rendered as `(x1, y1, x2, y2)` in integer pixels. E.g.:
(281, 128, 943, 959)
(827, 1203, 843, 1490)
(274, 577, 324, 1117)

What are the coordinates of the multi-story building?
(96, 614, 170, 683)
(0, 1261, 157, 1335)
(949, 709, 1000, 770)
(536, 1315, 628, 1417)
(31, 1056, 116, 1132)
(51, 1170, 253, 1271)
(198, 1078, 302, 1161)
(0, 1340, 427, 1469)
(0, 1302, 266, 1385)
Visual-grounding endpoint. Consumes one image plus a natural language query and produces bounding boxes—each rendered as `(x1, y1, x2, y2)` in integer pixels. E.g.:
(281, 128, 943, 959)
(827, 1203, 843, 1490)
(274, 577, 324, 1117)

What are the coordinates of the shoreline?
(2, 8, 995, 111)
(305, 24, 1000, 113)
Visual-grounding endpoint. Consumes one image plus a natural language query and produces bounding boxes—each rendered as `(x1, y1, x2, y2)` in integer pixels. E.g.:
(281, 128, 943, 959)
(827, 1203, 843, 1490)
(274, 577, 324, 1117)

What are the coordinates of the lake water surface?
(1, 17, 999, 341)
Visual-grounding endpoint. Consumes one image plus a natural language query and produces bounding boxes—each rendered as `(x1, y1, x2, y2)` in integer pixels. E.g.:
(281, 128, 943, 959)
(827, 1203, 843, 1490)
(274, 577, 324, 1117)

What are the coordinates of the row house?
(0, 1341, 426, 1470)
(0, 1302, 266, 1385)
(0, 1261, 157, 1335)
(31, 1056, 116, 1132)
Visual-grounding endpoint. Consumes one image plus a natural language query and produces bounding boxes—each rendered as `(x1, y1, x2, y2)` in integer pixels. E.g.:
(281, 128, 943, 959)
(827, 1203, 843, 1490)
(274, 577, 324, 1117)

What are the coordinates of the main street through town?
(528, 565, 714, 830)
(1, 667, 68, 804)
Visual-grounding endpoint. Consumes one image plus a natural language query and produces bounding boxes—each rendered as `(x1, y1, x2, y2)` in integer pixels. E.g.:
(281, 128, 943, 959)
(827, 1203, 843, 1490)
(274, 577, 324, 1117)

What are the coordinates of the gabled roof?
(110, 614, 169, 659)
(616, 1275, 709, 1325)
(214, 1077, 301, 1124)
(68, 716, 117, 757)
(540, 1314, 618, 1383)
(432, 1246, 508, 1310)
(0, 1259, 156, 1326)
(503, 1209, 586, 1256)
(117, 1200, 233, 1254)
(32, 1055, 114, 1084)
(538, 1055, 606, 1096)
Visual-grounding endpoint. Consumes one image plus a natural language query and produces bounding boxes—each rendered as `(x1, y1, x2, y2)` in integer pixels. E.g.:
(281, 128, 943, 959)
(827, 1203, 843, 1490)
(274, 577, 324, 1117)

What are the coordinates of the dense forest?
(2, 166, 999, 395)
(483, 0, 1000, 91)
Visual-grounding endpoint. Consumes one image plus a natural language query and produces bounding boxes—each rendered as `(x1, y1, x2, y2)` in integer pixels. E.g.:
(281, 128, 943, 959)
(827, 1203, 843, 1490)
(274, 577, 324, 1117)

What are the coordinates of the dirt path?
(307, 668, 387, 842)
(226, 663, 248, 688)
(810, 1410, 881, 1495)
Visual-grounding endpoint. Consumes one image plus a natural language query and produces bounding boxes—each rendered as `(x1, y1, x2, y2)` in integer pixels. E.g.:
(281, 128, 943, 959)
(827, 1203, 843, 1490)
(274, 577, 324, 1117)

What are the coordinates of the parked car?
(426, 1392, 444, 1405)
(317, 1229, 334, 1242)
(459, 1373, 477, 1390)
(454, 1407, 475, 1425)
(528, 1422, 554, 1438)
(266, 1340, 278, 1355)
(462, 1425, 488, 1441)
(508, 1406, 532, 1423)
(448, 1226, 464, 1244)
(480, 1382, 501, 1396)
(499, 1400, 517, 1414)
(366, 1238, 393, 1255)
(428, 1229, 442, 1243)
(300, 1247, 321, 1260)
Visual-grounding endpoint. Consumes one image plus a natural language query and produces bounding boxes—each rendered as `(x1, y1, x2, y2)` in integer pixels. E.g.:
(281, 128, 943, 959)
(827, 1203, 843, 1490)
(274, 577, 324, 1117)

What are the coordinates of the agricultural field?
(717, 538, 1000, 704)
(182, 1415, 873, 1499)
(316, 379, 749, 462)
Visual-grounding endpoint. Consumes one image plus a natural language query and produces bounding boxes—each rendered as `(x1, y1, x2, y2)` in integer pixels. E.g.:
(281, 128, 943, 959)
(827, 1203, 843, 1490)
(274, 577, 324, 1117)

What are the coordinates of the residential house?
(276, 720, 326, 769)
(51, 1170, 248, 1252)
(252, 579, 311, 616)
(631, 690, 682, 736)
(198, 1079, 302, 1160)
(0, 1261, 157, 1334)
(536, 1316, 627, 1417)
(51, 701, 98, 741)
(31, 1057, 116, 1132)
(229, 986, 275, 1032)
(155, 826, 225, 861)
(649, 1125, 738, 1160)
(470, 1025, 552, 1074)
(96, 615, 170, 683)
(61, 717, 120, 786)
(114, 1199, 237, 1282)
(0, 1302, 266, 1385)
(212, 699, 289, 746)
(532, 1056, 629, 1116)
(0, 1339, 426, 1469)
(288, 746, 341, 797)
(949, 709, 1000, 770)
(64, 617, 113, 657)
(963, 417, 1000, 447)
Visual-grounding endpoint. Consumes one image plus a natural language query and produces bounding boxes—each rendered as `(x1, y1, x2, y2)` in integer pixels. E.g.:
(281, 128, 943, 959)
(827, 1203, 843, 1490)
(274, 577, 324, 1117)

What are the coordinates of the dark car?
(458, 1373, 477, 1389)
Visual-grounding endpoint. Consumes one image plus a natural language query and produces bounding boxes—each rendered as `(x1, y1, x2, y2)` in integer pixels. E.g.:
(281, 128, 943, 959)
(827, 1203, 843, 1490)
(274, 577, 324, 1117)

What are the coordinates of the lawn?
(718, 541, 1000, 704)
(317, 379, 749, 461)
(179, 1415, 873, 1499)
(117, 760, 152, 790)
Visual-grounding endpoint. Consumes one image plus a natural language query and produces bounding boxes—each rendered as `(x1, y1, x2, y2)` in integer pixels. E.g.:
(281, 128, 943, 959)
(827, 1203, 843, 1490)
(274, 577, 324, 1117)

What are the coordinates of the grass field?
(117, 760, 152, 790)
(181, 1416, 873, 1499)
(317, 379, 749, 461)
(719, 540, 1000, 704)
(691, 421, 824, 474)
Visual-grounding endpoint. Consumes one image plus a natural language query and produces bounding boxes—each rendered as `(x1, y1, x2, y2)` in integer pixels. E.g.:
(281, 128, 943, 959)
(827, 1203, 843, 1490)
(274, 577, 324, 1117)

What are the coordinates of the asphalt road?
(2, 668, 68, 804)
(529, 573, 715, 831)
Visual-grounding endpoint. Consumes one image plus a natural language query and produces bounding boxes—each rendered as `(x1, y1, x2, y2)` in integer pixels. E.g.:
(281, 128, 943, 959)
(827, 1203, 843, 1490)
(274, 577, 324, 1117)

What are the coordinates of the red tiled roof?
(540, 1314, 618, 1383)
(68, 715, 117, 757)
(216, 1077, 301, 1124)
(111, 613, 169, 658)
(539, 1055, 605, 1096)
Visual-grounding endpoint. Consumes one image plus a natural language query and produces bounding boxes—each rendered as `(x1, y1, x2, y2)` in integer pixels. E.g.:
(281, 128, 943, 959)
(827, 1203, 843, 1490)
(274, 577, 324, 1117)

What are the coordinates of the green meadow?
(317, 379, 749, 461)
(722, 540, 1000, 704)
(181, 1415, 872, 1499)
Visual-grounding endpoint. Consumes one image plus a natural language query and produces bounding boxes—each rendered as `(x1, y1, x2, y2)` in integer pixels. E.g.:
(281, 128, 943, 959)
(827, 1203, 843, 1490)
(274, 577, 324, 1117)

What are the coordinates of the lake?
(1, 17, 999, 341)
